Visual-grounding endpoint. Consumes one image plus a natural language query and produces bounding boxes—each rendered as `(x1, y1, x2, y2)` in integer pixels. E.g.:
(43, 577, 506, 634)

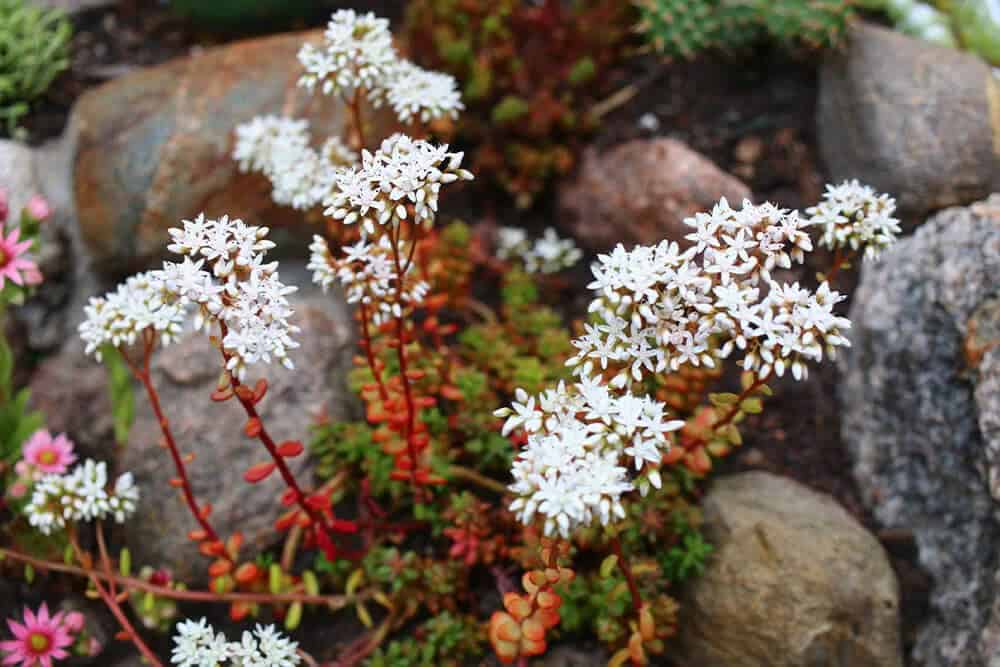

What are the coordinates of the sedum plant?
(0, 0, 71, 133)
(403, 0, 634, 206)
(1, 8, 903, 667)
(635, 0, 852, 59)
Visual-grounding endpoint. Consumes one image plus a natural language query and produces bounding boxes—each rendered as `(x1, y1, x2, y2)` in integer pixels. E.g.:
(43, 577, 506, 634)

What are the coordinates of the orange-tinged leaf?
(244, 462, 276, 483)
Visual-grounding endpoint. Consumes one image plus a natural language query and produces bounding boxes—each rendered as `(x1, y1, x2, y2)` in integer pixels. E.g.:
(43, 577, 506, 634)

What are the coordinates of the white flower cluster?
(297, 9, 463, 124)
(171, 619, 299, 667)
(496, 227, 583, 274)
(309, 234, 428, 325)
(572, 198, 850, 385)
(233, 116, 358, 211)
(78, 271, 188, 361)
(25, 459, 139, 535)
(496, 378, 683, 538)
(325, 134, 473, 236)
(161, 214, 301, 380)
(806, 179, 901, 260)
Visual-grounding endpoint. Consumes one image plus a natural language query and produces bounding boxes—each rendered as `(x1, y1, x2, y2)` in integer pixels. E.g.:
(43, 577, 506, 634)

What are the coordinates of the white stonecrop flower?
(160, 214, 301, 380)
(570, 198, 853, 385)
(385, 60, 464, 124)
(25, 459, 139, 535)
(233, 116, 358, 211)
(229, 625, 300, 667)
(806, 179, 901, 260)
(325, 134, 473, 235)
(78, 272, 188, 361)
(496, 380, 683, 538)
(170, 619, 300, 667)
(296, 9, 464, 127)
(171, 618, 233, 667)
(310, 234, 428, 325)
(496, 226, 582, 274)
(297, 9, 397, 102)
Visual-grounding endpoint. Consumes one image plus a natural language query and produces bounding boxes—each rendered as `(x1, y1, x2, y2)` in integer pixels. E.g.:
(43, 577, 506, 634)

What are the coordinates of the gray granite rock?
(818, 22, 1000, 216)
(674, 472, 902, 667)
(842, 195, 1000, 666)
(31, 274, 357, 584)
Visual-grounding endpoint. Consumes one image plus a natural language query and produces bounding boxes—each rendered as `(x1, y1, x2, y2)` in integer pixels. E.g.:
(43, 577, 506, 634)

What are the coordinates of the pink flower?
(57, 614, 82, 636)
(0, 224, 37, 289)
(22, 431, 76, 475)
(7, 482, 28, 500)
(0, 604, 73, 667)
(25, 196, 51, 223)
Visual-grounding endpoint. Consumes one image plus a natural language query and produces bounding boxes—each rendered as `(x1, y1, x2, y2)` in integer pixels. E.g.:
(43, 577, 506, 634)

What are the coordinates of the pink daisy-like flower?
(22, 431, 76, 475)
(25, 196, 51, 223)
(0, 604, 73, 667)
(0, 224, 37, 289)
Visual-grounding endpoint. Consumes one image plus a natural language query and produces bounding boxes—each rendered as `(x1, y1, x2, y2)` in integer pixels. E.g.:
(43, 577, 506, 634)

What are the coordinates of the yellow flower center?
(0, 247, 8, 267)
(39, 450, 57, 465)
(28, 632, 50, 652)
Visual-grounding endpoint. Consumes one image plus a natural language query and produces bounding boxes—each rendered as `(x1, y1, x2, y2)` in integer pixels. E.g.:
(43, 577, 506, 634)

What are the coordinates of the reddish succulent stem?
(610, 535, 643, 616)
(0, 546, 358, 606)
(120, 336, 229, 562)
(349, 91, 367, 151)
(388, 224, 422, 491)
(67, 532, 163, 667)
(712, 370, 772, 433)
(358, 301, 389, 402)
(825, 247, 856, 283)
(216, 323, 343, 540)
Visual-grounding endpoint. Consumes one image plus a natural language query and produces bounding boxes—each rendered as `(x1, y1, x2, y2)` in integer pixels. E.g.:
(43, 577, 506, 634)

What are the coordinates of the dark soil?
(7, 0, 930, 662)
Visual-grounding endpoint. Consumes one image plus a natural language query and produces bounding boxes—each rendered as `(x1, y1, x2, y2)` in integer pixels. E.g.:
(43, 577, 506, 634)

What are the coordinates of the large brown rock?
(675, 472, 902, 667)
(70, 30, 387, 278)
(557, 138, 752, 251)
(30, 275, 357, 584)
(818, 22, 1000, 216)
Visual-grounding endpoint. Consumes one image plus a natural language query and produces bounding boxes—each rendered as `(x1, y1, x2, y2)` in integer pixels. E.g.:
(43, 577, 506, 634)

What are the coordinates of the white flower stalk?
(26, 459, 139, 535)
(806, 179, 900, 260)
(325, 134, 473, 235)
(233, 116, 358, 211)
(161, 214, 300, 380)
(496, 226, 582, 274)
(171, 619, 300, 667)
(385, 60, 464, 124)
(309, 234, 429, 326)
(78, 271, 188, 361)
(297, 9, 397, 102)
(495, 379, 683, 538)
(572, 198, 851, 385)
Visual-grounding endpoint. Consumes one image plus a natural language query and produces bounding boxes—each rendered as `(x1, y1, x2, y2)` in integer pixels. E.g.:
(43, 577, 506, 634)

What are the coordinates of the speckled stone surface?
(842, 195, 1000, 666)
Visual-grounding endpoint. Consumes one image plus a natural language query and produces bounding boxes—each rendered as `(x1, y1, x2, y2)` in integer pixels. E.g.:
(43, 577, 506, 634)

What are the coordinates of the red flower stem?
(825, 247, 857, 283)
(712, 370, 772, 433)
(0, 546, 360, 606)
(358, 301, 389, 402)
(610, 535, 643, 616)
(349, 91, 367, 151)
(119, 336, 229, 562)
(388, 224, 421, 491)
(67, 532, 163, 667)
(216, 323, 337, 535)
